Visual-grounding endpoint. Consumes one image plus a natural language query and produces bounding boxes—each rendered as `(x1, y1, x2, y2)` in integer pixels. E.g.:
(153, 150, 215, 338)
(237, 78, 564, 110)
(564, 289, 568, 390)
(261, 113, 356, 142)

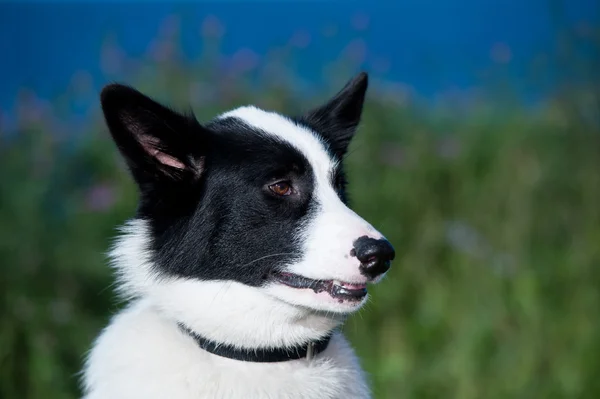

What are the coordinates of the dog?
(81, 72, 395, 399)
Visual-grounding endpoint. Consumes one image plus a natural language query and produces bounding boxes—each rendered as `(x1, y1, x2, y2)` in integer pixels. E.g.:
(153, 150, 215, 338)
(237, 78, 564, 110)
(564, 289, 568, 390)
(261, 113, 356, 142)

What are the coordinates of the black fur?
(296, 72, 368, 160)
(100, 73, 368, 287)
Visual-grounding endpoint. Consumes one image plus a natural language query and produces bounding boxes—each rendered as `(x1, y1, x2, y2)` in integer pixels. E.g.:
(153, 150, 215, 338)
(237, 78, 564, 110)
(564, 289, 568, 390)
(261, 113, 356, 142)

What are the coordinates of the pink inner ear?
(155, 151, 186, 169)
(140, 139, 186, 169)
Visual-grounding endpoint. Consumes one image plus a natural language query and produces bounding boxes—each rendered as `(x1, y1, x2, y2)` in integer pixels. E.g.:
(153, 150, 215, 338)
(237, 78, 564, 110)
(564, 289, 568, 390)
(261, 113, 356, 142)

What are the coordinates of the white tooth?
(333, 280, 343, 287)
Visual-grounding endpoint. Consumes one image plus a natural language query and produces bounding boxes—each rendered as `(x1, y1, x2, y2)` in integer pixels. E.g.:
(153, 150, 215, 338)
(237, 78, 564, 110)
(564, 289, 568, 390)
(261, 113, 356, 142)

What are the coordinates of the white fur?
(82, 220, 371, 398)
(221, 106, 386, 313)
(83, 299, 370, 399)
(83, 106, 386, 398)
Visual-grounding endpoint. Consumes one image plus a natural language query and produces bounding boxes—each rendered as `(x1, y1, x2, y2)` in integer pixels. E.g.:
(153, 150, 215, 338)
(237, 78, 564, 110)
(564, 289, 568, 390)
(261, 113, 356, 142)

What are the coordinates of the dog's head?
(102, 73, 395, 348)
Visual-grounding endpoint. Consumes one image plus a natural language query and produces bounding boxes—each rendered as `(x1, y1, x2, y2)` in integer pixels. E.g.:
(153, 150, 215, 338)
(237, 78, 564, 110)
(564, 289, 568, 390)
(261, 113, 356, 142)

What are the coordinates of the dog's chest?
(185, 354, 370, 399)
(83, 302, 370, 399)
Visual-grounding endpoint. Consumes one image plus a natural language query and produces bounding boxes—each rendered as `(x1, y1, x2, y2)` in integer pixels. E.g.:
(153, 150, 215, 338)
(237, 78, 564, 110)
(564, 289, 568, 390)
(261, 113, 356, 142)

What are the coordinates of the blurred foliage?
(2, 15, 600, 399)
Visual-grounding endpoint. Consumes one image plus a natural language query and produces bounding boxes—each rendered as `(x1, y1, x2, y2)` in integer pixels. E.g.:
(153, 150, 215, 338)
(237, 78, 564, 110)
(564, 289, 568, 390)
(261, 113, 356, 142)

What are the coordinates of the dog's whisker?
(238, 252, 296, 269)
(209, 280, 234, 308)
(97, 280, 119, 296)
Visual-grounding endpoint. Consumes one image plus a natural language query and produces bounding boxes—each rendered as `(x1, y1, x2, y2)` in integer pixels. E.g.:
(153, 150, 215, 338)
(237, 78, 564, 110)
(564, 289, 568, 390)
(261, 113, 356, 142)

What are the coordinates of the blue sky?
(1, 0, 597, 111)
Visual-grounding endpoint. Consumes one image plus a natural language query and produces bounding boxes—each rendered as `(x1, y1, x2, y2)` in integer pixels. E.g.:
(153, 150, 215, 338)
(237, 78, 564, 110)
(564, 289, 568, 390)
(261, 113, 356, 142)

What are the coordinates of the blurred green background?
(2, 2, 600, 398)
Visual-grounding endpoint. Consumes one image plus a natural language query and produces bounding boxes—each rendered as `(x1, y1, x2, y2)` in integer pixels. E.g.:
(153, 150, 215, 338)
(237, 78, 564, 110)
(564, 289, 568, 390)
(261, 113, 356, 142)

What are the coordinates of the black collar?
(178, 324, 332, 363)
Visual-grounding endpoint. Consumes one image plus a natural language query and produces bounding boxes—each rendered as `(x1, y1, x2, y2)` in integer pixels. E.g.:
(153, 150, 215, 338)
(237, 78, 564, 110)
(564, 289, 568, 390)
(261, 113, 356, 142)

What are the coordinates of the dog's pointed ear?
(100, 84, 207, 188)
(302, 72, 368, 158)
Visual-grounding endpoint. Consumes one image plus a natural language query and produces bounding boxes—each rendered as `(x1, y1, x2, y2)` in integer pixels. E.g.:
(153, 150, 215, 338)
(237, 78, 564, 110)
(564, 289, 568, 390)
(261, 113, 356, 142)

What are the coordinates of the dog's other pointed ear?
(302, 72, 368, 158)
(100, 84, 207, 187)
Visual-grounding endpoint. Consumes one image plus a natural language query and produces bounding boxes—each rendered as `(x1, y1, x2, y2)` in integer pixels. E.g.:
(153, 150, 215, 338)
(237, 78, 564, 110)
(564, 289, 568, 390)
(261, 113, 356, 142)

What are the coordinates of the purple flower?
(148, 39, 175, 63)
(379, 143, 406, 167)
(189, 81, 216, 107)
(445, 220, 488, 257)
(342, 39, 367, 64)
(201, 15, 225, 39)
(445, 220, 516, 277)
(100, 38, 125, 75)
(85, 183, 117, 212)
(229, 48, 260, 74)
(370, 57, 391, 74)
(50, 299, 72, 325)
(437, 137, 462, 160)
(17, 91, 50, 125)
(159, 14, 181, 38)
(379, 82, 412, 106)
(0, 108, 5, 134)
(70, 70, 94, 94)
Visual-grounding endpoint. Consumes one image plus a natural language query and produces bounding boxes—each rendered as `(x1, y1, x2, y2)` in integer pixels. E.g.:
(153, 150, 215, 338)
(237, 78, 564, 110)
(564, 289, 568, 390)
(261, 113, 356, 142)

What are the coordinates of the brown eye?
(269, 181, 293, 196)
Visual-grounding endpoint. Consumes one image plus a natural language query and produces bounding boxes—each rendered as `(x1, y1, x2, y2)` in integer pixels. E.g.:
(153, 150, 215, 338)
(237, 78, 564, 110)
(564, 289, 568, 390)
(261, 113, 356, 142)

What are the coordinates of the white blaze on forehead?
(219, 106, 337, 188)
(219, 105, 385, 286)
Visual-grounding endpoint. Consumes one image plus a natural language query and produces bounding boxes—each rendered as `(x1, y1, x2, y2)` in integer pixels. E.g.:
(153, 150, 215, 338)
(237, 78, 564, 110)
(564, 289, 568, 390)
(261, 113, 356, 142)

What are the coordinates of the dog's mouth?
(270, 271, 368, 301)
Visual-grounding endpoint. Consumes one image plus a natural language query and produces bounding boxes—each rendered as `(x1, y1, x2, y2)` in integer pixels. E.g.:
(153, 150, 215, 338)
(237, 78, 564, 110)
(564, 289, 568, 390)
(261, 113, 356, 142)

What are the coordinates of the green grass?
(1, 54, 600, 399)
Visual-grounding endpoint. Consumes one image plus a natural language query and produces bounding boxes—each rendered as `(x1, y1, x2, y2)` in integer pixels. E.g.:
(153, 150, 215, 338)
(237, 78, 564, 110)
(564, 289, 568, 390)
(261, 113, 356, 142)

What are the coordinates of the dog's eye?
(269, 181, 293, 196)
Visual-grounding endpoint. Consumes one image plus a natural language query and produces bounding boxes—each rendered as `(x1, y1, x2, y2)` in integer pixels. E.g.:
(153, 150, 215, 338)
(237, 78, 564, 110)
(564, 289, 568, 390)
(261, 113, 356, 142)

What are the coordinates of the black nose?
(352, 236, 395, 279)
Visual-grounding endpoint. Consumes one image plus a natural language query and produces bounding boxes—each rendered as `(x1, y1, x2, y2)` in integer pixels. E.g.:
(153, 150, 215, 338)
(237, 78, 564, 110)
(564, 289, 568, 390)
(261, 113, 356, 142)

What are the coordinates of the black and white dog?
(82, 72, 395, 399)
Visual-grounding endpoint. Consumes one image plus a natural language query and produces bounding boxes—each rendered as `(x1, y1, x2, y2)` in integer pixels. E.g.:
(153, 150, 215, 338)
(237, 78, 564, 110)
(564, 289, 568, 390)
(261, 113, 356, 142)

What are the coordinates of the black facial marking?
(100, 74, 366, 288)
(144, 117, 319, 286)
(331, 166, 350, 204)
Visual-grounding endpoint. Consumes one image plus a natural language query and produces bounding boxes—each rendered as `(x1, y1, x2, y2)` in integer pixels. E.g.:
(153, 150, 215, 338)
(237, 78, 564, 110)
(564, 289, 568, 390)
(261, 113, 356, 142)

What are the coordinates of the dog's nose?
(352, 236, 395, 279)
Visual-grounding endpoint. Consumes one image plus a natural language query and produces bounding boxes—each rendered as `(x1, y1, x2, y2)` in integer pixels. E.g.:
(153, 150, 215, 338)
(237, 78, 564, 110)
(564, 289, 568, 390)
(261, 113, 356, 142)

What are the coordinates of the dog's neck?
(110, 220, 344, 349)
(146, 279, 345, 349)
(178, 323, 334, 362)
